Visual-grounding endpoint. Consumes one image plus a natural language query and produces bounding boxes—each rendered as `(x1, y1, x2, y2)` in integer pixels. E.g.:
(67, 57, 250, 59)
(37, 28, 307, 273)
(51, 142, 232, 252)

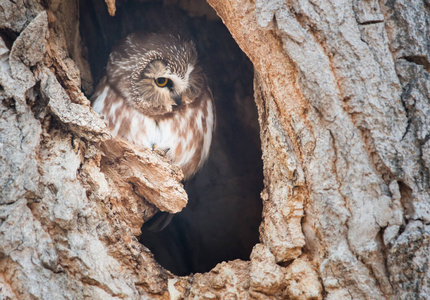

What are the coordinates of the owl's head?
(106, 33, 206, 116)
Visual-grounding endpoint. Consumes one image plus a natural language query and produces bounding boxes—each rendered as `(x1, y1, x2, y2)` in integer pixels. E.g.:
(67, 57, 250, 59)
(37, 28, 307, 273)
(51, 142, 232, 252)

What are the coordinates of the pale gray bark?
(0, 0, 429, 299)
(207, 0, 430, 298)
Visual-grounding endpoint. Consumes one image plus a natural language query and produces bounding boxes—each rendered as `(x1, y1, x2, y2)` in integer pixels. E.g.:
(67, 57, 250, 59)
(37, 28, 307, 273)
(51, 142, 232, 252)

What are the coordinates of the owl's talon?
(154, 147, 170, 157)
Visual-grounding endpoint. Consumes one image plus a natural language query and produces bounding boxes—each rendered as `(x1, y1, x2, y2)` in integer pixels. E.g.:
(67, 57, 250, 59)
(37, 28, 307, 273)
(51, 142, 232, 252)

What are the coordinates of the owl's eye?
(155, 77, 169, 87)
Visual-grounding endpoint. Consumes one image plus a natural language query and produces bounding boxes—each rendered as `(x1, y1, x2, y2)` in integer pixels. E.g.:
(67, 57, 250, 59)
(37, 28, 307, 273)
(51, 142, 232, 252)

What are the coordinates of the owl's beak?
(173, 95, 182, 106)
(164, 96, 178, 112)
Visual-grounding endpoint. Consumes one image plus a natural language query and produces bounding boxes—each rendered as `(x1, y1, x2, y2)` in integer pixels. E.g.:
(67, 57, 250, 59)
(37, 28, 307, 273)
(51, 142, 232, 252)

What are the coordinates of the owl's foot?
(152, 144, 170, 157)
(156, 148, 170, 157)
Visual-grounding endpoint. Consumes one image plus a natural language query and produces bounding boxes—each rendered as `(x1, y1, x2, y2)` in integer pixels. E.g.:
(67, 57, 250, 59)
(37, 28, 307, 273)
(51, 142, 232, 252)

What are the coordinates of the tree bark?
(1, 0, 429, 299)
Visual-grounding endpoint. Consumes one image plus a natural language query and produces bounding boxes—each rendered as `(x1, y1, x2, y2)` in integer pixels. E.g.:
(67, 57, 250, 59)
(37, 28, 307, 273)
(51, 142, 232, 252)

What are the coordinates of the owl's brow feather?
(131, 50, 163, 82)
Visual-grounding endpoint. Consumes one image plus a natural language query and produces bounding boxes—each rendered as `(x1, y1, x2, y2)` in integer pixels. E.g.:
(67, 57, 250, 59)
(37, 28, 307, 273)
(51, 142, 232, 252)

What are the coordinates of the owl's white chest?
(137, 117, 174, 150)
(92, 84, 214, 178)
(130, 115, 190, 164)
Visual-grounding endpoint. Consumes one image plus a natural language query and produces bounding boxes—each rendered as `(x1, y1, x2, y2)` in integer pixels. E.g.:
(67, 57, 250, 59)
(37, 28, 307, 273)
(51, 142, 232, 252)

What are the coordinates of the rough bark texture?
(206, 0, 430, 298)
(0, 0, 429, 300)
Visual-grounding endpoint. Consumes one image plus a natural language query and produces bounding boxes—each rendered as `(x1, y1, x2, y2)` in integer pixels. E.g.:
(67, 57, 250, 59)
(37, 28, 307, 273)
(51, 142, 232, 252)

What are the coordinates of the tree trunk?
(1, 0, 429, 299)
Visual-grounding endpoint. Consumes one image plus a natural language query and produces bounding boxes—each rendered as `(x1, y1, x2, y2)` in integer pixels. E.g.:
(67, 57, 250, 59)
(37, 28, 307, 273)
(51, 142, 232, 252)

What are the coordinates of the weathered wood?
(207, 0, 430, 298)
(100, 138, 187, 214)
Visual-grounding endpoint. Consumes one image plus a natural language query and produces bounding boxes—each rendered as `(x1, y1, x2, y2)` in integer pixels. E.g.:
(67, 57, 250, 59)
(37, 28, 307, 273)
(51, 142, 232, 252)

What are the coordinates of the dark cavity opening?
(80, 0, 263, 276)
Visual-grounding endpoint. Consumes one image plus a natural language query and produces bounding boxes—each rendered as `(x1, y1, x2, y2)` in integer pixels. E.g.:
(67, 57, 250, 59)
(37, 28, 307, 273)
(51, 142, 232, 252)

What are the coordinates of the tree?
(1, 0, 429, 299)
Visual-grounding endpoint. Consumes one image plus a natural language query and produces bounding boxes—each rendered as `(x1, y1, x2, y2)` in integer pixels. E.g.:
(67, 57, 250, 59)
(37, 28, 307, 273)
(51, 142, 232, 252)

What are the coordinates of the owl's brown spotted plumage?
(91, 33, 215, 180)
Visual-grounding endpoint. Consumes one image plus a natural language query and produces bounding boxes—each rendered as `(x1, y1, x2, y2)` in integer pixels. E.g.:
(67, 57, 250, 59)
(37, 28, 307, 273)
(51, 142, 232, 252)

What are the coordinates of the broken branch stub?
(100, 138, 188, 214)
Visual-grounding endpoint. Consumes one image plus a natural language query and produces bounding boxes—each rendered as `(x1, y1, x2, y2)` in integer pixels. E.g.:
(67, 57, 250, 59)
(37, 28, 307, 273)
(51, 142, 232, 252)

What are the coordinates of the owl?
(91, 33, 215, 231)
(91, 32, 215, 180)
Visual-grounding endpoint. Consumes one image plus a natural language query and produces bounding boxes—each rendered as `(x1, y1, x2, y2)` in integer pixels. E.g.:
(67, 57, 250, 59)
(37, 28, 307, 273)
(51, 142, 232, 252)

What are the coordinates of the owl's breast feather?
(92, 82, 214, 179)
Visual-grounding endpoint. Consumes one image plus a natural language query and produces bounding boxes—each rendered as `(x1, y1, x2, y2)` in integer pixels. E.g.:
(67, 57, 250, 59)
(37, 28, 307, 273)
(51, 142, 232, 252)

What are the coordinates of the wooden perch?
(100, 138, 188, 214)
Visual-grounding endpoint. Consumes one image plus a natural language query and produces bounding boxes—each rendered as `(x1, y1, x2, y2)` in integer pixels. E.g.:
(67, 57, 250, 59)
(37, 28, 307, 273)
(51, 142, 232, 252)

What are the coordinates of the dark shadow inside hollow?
(80, 0, 263, 276)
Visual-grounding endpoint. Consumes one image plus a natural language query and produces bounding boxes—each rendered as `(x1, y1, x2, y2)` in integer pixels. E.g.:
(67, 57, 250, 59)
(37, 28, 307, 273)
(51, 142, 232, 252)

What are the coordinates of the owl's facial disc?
(130, 60, 178, 114)
(131, 60, 197, 115)
(160, 64, 196, 108)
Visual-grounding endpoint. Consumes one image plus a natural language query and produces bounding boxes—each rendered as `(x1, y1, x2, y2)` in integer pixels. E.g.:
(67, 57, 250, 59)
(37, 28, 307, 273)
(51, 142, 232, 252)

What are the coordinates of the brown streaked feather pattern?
(91, 33, 215, 180)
